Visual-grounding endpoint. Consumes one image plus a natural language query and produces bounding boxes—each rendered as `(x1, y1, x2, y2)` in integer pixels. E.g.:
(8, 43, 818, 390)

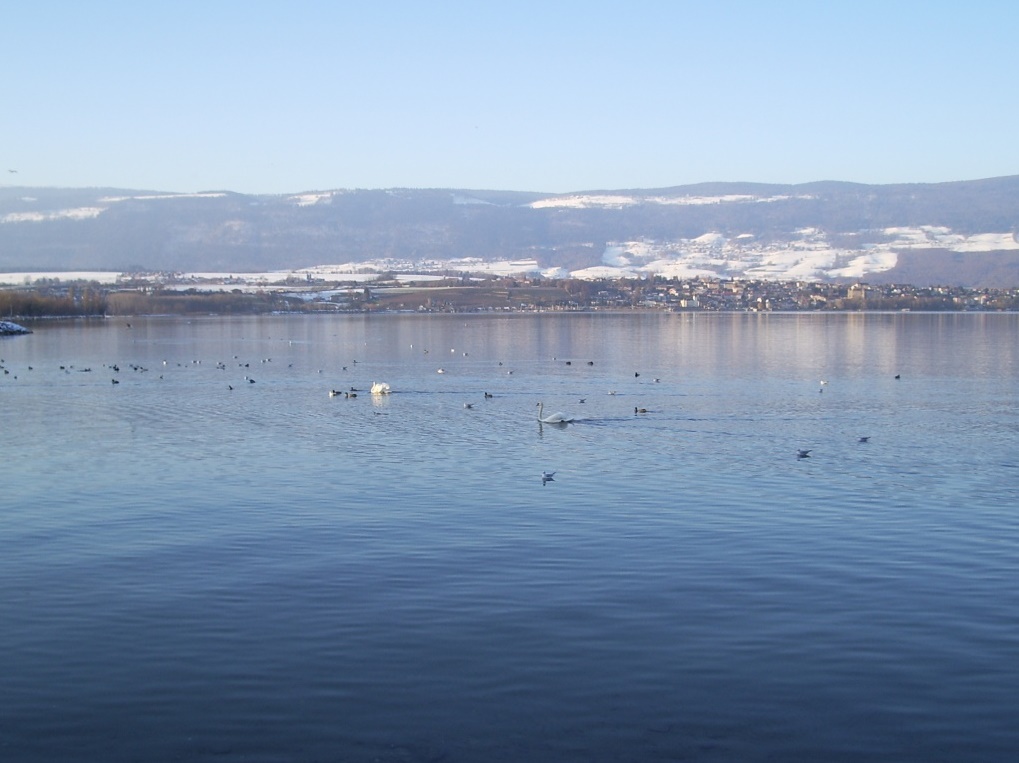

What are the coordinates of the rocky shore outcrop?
(0, 320, 31, 335)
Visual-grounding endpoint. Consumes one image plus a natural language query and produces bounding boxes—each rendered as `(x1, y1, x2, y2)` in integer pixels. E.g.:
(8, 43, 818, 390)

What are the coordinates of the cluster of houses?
(559, 277, 1019, 312)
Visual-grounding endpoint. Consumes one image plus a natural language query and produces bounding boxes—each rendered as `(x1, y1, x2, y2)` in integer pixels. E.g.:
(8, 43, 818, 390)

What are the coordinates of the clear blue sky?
(4, 1, 1018, 194)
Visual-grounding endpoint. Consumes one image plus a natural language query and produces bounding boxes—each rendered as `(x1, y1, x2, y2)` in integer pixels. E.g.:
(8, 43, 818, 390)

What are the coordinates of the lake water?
(2, 312, 1018, 762)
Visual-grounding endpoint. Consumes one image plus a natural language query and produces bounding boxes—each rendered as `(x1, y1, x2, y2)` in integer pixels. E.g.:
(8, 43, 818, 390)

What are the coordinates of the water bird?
(111, 378, 119, 384)
(587, 361, 594, 366)
(345, 391, 357, 398)
(537, 402, 574, 424)
(634, 407, 648, 414)
(437, 368, 445, 374)
(858, 436, 870, 443)
(541, 471, 556, 485)
(895, 374, 901, 379)
(464, 402, 474, 409)
(329, 389, 342, 397)
(484, 392, 493, 398)
(579, 398, 586, 404)
(370, 381, 391, 395)
(635, 372, 640, 378)
(797, 449, 812, 459)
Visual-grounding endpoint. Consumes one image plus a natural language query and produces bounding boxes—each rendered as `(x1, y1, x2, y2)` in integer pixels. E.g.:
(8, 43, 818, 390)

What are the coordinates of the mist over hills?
(2, 177, 1019, 286)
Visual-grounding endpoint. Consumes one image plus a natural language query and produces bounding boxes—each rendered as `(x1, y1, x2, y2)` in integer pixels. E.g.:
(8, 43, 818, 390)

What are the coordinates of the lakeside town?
(2, 273, 1019, 318)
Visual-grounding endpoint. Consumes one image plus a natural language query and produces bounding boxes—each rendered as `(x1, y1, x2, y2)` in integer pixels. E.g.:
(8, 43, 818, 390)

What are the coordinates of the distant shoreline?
(9, 307, 1019, 326)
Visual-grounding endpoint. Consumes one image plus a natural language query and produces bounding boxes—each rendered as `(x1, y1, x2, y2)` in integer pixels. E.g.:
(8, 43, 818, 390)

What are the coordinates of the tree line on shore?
(0, 287, 299, 318)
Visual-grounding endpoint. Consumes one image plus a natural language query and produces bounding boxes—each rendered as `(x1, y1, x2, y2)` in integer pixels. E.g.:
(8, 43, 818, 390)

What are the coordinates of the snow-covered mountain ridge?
(2, 178, 1018, 287)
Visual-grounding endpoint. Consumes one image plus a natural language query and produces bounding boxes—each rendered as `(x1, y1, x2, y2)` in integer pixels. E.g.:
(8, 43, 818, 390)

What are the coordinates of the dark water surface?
(2, 312, 1018, 761)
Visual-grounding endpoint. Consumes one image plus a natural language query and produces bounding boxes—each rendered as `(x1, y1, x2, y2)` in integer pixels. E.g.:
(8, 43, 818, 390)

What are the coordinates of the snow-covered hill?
(2, 178, 1018, 286)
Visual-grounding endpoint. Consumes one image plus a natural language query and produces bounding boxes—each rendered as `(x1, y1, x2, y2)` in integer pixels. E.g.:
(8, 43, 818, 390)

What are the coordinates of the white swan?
(370, 381, 391, 395)
(537, 402, 573, 424)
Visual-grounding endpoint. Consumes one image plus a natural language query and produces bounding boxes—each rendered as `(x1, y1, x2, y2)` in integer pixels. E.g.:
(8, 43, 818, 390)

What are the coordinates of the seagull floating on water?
(541, 471, 556, 485)
(797, 449, 812, 459)
(858, 436, 870, 443)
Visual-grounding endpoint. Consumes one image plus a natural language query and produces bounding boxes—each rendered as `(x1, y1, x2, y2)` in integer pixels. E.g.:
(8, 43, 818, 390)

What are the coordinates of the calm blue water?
(2, 312, 1018, 762)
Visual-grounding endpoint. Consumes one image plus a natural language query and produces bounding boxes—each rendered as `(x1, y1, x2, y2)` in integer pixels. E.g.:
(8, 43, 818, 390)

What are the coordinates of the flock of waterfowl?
(3, 322, 894, 485)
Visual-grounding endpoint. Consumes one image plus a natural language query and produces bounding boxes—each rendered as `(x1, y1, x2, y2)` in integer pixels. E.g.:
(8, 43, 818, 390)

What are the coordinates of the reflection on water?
(2, 313, 1018, 762)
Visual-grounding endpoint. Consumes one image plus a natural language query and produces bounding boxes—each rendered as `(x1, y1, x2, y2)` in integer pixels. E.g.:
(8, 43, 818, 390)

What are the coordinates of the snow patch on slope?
(2, 207, 105, 223)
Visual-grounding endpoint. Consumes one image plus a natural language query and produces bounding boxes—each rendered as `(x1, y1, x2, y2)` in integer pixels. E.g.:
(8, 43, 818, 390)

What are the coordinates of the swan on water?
(371, 381, 391, 395)
(537, 402, 574, 424)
